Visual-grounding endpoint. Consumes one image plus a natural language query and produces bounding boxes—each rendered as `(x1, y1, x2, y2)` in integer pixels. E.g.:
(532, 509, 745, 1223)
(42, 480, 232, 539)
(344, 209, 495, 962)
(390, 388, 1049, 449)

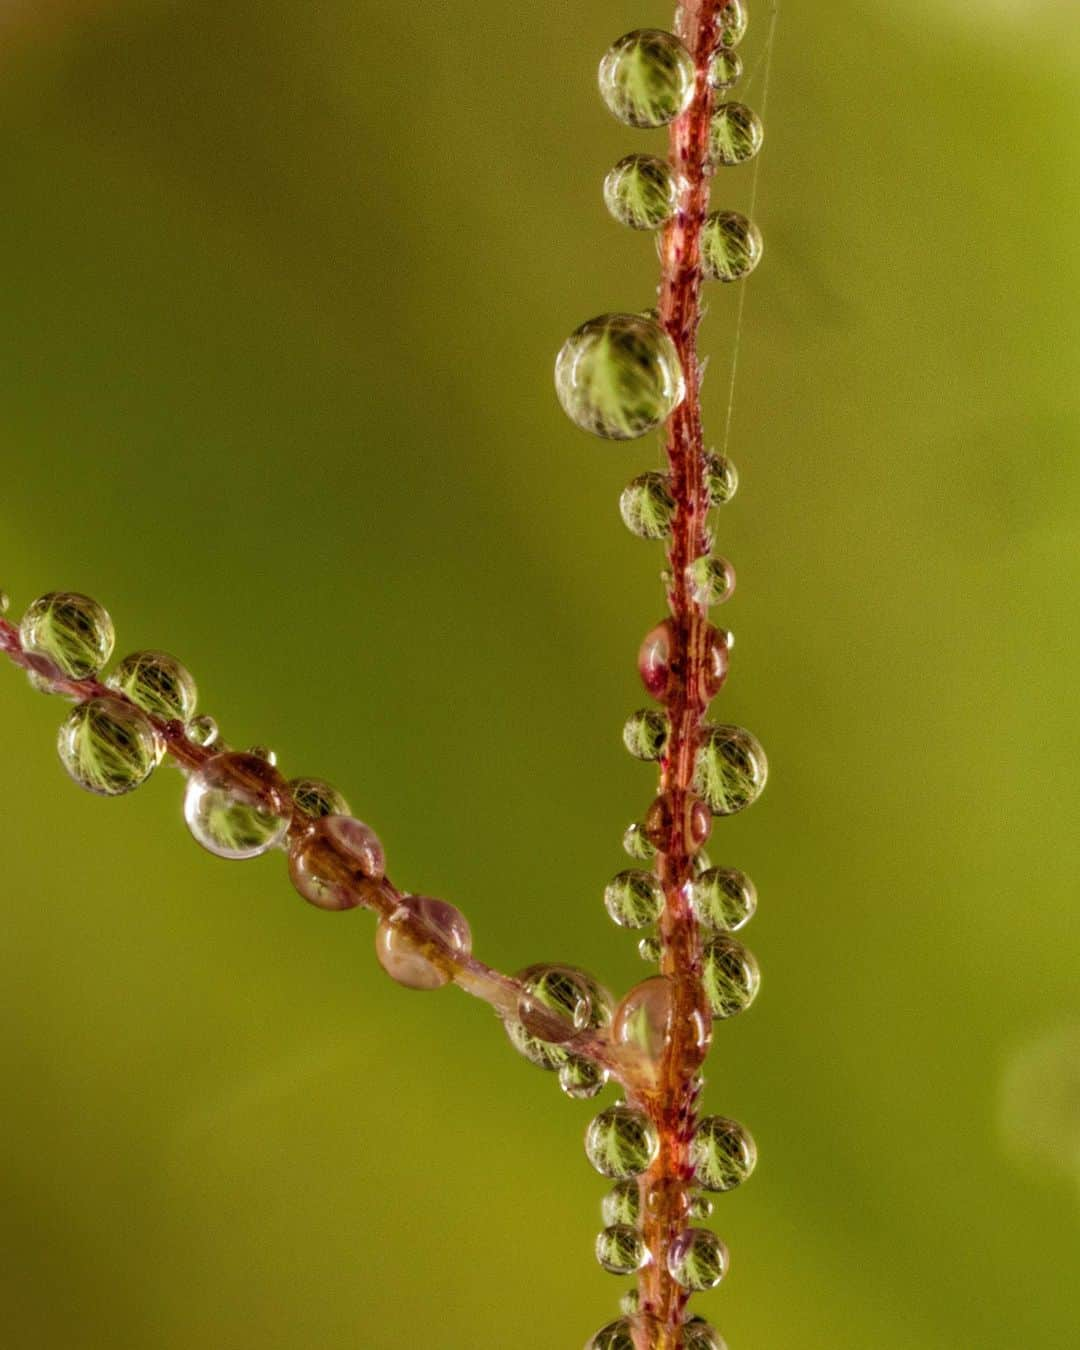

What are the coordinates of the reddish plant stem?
(632, 4, 725, 1344)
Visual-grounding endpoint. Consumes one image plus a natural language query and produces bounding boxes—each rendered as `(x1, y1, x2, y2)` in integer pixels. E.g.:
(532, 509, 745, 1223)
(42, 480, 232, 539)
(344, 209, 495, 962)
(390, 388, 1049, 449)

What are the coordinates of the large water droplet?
(605, 870, 665, 929)
(601, 1178, 641, 1226)
(375, 895, 471, 990)
(708, 46, 743, 90)
(107, 650, 197, 722)
(288, 776, 351, 821)
(693, 724, 768, 814)
(585, 1103, 659, 1178)
(287, 813, 385, 908)
(718, 0, 749, 46)
(598, 29, 695, 129)
(622, 821, 657, 862)
(703, 452, 739, 505)
(690, 1115, 757, 1192)
(556, 314, 685, 440)
(595, 1224, 649, 1275)
(709, 102, 764, 166)
(586, 1320, 635, 1350)
(702, 210, 763, 282)
(692, 866, 756, 931)
(604, 153, 680, 230)
(620, 471, 676, 539)
(702, 935, 761, 1017)
(57, 695, 159, 796)
(506, 964, 613, 1069)
(643, 790, 712, 853)
(667, 1227, 729, 1290)
(685, 1317, 727, 1350)
(621, 708, 670, 761)
(688, 555, 736, 607)
(20, 592, 114, 679)
(612, 975, 675, 1063)
(184, 751, 293, 860)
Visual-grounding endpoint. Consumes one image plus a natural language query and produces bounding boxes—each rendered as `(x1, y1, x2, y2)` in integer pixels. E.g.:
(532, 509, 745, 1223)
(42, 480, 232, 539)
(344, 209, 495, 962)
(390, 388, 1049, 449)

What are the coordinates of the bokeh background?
(2, 1, 1079, 1346)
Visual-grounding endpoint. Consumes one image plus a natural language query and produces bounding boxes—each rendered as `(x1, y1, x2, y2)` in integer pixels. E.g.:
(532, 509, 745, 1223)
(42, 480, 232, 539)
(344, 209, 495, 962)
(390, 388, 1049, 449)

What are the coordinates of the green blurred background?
(2, 1, 1079, 1346)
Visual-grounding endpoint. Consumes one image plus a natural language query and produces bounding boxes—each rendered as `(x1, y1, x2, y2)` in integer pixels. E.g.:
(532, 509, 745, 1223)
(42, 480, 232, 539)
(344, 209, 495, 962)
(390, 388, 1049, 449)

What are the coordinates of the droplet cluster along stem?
(0, 613, 634, 1082)
(641, 2, 728, 1342)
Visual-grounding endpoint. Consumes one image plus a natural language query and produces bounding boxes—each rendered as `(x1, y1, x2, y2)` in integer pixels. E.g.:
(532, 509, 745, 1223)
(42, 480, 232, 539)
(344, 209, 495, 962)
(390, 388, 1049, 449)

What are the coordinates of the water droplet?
(598, 29, 695, 129)
(107, 650, 198, 723)
(685, 1317, 727, 1350)
(690, 1115, 757, 1191)
(618, 1288, 640, 1317)
(694, 724, 768, 814)
(621, 708, 670, 761)
(688, 554, 736, 607)
(287, 813, 386, 908)
(643, 790, 712, 853)
(596, 1224, 649, 1275)
(604, 870, 664, 929)
(622, 821, 657, 862)
(708, 46, 743, 90)
(559, 1055, 608, 1099)
(602, 1179, 641, 1226)
(374, 895, 471, 990)
(184, 751, 293, 860)
(604, 154, 680, 230)
(718, 0, 749, 46)
(186, 714, 219, 748)
(702, 935, 761, 1017)
(245, 745, 276, 766)
(556, 314, 685, 440)
(702, 210, 763, 282)
(585, 1103, 659, 1178)
(57, 695, 159, 796)
(612, 975, 675, 1062)
(700, 624, 731, 699)
(637, 933, 661, 963)
(709, 101, 763, 166)
(687, 1191, 714, 1220)
(703, 452, 739, 505)
(667, 1227, 729, 1290)
(619, 471, 676, 540)
(692, 866, 756, 931)
(638, 620, 676, 703)
(288, 776, 351, 821)
(506, 964, 613, 1069)
(586, 1320, 635, 1350)
(20, 592, 115, 679)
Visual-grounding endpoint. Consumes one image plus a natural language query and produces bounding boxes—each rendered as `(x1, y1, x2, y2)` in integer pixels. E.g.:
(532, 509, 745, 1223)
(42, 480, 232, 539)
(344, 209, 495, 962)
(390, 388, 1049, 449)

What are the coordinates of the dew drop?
(687, 1191, 714, 1220)
(585, 1103, 659, 1178)
(709, 102, 763, 166)
(619, 471, 676, 540)
(586, 1320, 635, 1350)
(596, 1224, 649, 1275)
(690, 1115, 757, 1192)
(667, 1227, 729, 1291)
(374, 895, 471, 991)
(685, 1317, 727, 1350)
(693, 724, 768, 815)
(702, 210, 763, 283)
(187, 714, 220, 748)
(612, 975, 675, 1063)
(604, 870, 664, 929)
(618, 1289, 640, 1317)
(621, 708, 670, 761)
(287, 813, 385, 908)
(559, 1055, 608, 1099)
(692, 867, 756, 931)
(506, 964, 613, 1070)
(183, 751, 293, 860)
(598, 29, 695, 129)
(57, 695, 159, 796)
(289, 776, 351, 821)
(688, 555, 736, 607)
(604, 154, 680, 230)
(556, 314, 685, 440)
(700, 624, 731, 699)
(248, 745, 277, 766)
(622, 821, 657, 862)
(638, 620, 676, 703)
(20, 592, 114, 679)
(107, 650, 197, 723)
(601, 1178, 641, 1227)
(637, 934, 661, 963)
(643, 790, 711, 854)
(703, 452, 739, 506)
(708, 46, 743, 90)
(702, 935, 761, 1017)
(718, 0, 749, 46)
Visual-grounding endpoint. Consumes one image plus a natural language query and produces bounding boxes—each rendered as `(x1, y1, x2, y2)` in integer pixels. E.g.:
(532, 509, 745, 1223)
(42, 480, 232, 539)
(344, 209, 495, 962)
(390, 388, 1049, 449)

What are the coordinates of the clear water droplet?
(688, 555, 736, 607)
(604, 153, 680, 230)
(702, 935, 761, 1017)
(186, 714, 219, 748)
(687, 1191, 714, 1220)
(702, 210, 763, 282)
(598, 29, 695, 129)
(57, 695, 159, 796)
(619, 471, 676, 540)
(693, 724, 768, 814)
(622, 821, 657, 862)
(703, 452, 739, 505)
(596, 1224, 649, 1275)
(585, 1103, 659, 1178)
(586, 1320, 635, 1350)
(604, 870, 664, 929)
(287, 813, 385, 908)
(20, 592, 114, 679)
(718, 0, 749, 47)
(667, 1227, 729, 1290)
(184, 751, 293, 860)
(618, 1288, 640, 1317)
(559, 1055, 608, 1099)
(612, 975, 675, 1063)
(709, 101, 764, 166)
(602, 1178, 641, 1226)
(708, 46, 743, 90)
(638, 619, 676, 703)
(247, 745, 277, 766)
(107, 650, 197, 722)
(374, 895, 471, 990)
(685, 1316, 727, 1350)
(288, 776, 351, 821)
(700, 624, 731, 699)
(637, 934, 661, 963)
(690, 1115, 757, 1191)
(506, 964, 613, 1069)
(556, 314, 685, 440)
(692, 866, 756, 930)
(643, 790, 712, 853)
(621, 708, 670, 761)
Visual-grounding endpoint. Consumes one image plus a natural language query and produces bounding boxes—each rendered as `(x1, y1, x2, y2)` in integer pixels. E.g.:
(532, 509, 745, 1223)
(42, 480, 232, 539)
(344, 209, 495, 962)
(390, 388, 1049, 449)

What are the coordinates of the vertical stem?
(633, 3, 724, 1345)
